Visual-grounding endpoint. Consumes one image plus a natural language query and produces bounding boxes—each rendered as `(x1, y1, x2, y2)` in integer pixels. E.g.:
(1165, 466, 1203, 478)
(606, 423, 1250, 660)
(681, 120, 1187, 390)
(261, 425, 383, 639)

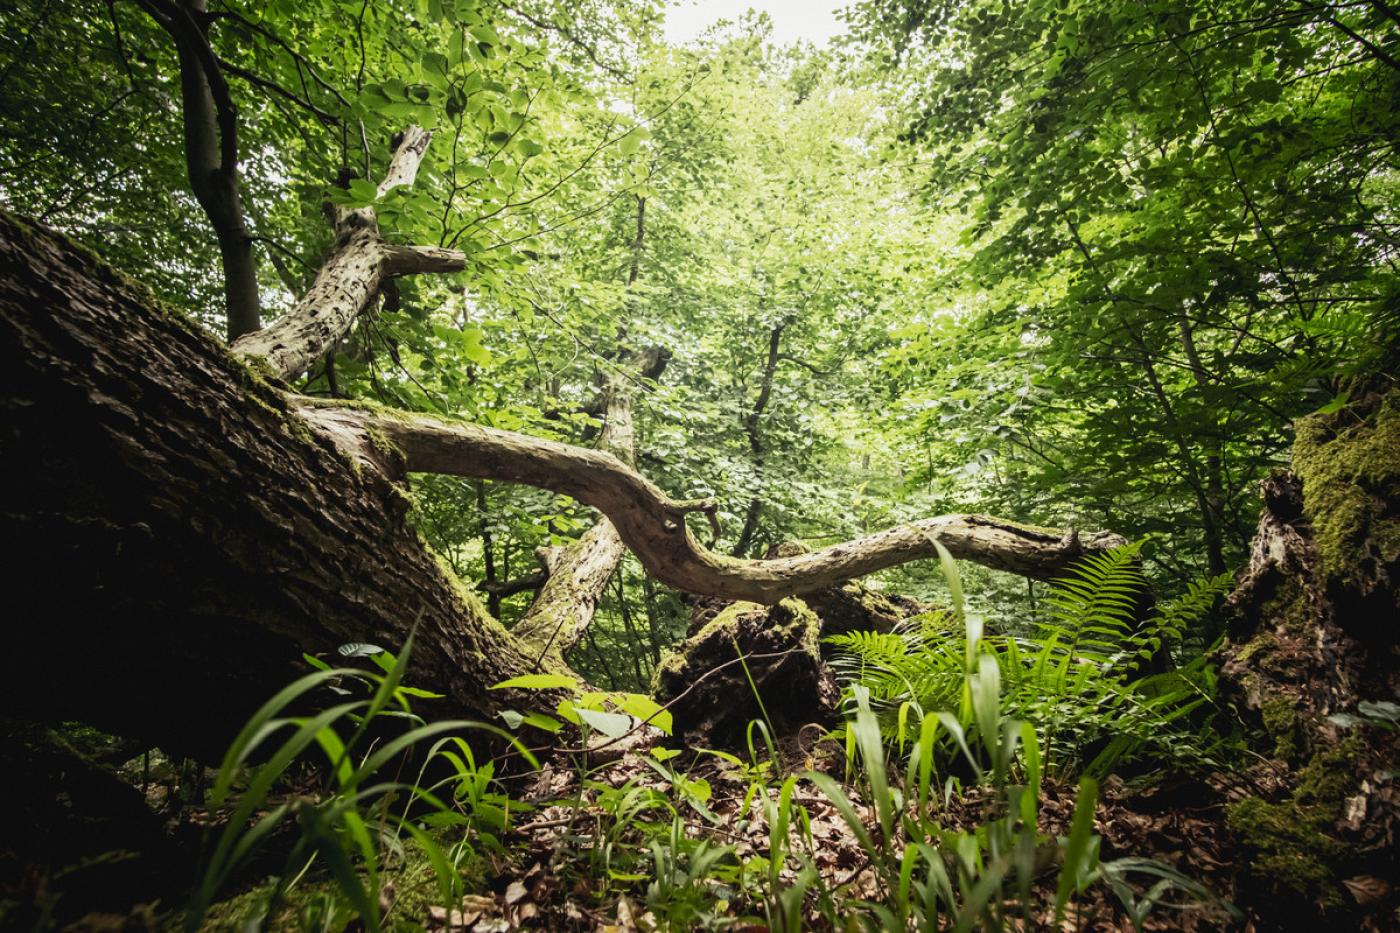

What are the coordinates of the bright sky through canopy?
(663, 0, 848, 47)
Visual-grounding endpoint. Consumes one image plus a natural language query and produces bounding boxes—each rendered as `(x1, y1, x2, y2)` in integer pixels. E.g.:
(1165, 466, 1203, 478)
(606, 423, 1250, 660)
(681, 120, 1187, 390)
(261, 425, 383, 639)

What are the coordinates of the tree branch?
(294, 402, 1129, 604)
(231, 127, 458, 379)
(508, 346, 666, 663)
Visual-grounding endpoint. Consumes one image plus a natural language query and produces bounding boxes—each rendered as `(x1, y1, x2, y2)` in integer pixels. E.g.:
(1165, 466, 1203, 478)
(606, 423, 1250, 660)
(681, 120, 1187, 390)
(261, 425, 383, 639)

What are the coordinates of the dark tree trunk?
(1158, 387, 1400, 926)
(0, 212, 556, 761)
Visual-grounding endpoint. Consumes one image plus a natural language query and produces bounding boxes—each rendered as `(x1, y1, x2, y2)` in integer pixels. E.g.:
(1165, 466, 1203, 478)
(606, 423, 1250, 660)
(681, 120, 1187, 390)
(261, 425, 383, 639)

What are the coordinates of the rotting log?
(1208, 387, 1400, 924)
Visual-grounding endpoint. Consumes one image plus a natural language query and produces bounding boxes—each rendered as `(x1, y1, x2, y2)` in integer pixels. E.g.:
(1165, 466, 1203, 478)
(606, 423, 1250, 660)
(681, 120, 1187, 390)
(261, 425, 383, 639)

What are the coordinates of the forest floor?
(471, 741, 1248, 931)
(107, 729, 1253, 933)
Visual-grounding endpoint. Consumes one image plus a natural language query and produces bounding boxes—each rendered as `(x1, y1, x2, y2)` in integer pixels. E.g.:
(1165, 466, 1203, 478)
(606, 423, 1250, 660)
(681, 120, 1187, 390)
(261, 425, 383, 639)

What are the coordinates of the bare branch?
(295, 402, 1130, 604)
(381, 243, 468, 276)
(231, 127, 460, 380)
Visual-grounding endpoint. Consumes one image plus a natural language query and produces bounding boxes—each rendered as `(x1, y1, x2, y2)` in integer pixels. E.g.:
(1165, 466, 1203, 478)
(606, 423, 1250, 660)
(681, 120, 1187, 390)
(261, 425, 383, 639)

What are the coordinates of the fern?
(827, 545, 1236, 777)
(1154, 571, 1234, 655)
(827, 612, 963, 715)
(1039, 541, 1145, 665)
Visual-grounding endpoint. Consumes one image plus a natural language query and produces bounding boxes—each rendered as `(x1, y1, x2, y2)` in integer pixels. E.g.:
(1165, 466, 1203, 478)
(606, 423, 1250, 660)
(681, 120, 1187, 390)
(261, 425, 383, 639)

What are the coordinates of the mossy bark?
(1216, 388, 1400, 922)
(0, 212, 564, 761)
(652, 598, 837, 743)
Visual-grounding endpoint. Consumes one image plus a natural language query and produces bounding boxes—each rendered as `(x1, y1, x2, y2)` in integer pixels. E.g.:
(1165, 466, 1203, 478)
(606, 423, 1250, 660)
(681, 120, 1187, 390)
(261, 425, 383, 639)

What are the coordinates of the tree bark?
(302, 401, 1129, 602)
(0, 212, 555, 760)
(229, 128, 464, 380)
(1195, 387, 1400, 924)
(0, 202, 1131, 755)
(509, 348, 666, 664)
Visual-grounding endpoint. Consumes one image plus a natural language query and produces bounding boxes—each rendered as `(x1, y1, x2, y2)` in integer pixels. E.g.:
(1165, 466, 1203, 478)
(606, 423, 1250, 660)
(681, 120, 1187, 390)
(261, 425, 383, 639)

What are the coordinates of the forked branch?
(230, 127, 465, 379)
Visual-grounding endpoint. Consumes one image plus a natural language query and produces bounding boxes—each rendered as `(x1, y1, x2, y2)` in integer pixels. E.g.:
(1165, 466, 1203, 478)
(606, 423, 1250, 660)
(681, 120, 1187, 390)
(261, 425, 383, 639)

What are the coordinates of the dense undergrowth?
(109, 547, 1244, 932)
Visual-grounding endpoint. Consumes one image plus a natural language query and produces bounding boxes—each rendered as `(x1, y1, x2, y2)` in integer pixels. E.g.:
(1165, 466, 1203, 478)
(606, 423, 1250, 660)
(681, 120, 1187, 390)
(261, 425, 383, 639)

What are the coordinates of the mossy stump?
(652, 599, 838, 744)
(1217, 387, 1400, 924)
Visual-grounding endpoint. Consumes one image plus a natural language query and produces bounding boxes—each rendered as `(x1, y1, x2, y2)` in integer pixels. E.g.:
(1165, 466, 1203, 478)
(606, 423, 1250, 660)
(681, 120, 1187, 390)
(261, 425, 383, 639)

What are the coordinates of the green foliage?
(798, 672, 1238, 930)
(853, 0, 1400, 586)
(186, 634, 530, 932)
(828, 546, 1235, 777)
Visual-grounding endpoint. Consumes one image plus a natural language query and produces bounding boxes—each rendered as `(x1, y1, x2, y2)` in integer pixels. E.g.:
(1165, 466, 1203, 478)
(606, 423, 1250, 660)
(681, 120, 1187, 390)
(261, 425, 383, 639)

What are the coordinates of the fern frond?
(1039, 542, 1145, 663)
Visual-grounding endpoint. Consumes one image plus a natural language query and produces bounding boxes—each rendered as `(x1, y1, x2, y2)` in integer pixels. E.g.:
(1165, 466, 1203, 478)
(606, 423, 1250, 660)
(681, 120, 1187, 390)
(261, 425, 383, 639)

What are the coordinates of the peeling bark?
(228, 128, 464, 380)
(1211, 388, 1400, 922)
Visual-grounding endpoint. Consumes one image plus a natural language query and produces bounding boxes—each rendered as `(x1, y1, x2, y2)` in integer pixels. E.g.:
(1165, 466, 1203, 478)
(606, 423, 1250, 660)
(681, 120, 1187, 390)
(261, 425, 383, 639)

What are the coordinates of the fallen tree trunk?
(0, 213, 556, 760)
(0, 208, 1131, 757)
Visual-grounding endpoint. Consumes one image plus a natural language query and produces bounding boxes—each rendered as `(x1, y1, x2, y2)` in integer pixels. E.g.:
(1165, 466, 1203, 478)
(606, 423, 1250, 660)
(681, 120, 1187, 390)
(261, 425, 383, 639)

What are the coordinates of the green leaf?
(491, 673, 578, 690)
(575, 707, 631, 738)
(616, 693, 673, 734)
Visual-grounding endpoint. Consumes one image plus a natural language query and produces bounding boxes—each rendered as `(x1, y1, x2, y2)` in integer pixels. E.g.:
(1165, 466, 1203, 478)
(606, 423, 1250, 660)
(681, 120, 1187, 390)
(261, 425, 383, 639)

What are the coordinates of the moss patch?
(1225, 735, 1363, 908)
(1259, 692, 1301, 760)
(652, 598, 833, 741)
(1292, 391, 1400, 601)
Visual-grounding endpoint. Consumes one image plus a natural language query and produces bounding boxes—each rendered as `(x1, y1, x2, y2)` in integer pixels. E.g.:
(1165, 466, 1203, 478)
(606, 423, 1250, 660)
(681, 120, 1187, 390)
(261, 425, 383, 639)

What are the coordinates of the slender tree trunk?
(139, 0, 261, 339)
(477, 480, 502, 618)
(615, 573, 648, 684)
(640, 573, 666, 665)
(1179, 313, 1229, 576)
(732, 322, 784, 557)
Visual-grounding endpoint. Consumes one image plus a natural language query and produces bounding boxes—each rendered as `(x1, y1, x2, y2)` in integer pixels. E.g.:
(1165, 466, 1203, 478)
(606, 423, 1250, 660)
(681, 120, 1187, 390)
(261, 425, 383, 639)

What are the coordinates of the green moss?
(1292, 391, 1400, 593)
(773, 597, 820, 646)
(651, 602, 757, 694)
(1225, 735, 1364, 907)
(1260, 692, 1300, 760)
(1260, 576, 1316, 636)
(364, 423, 405, 462)
(651, 599, 820, 696)
(1232, 633, 1271, 665)
(651, 649, 690, 694)
(233, 351, 282, 387)
(427, 545, 503, 633)
(691, 601, 764, 641)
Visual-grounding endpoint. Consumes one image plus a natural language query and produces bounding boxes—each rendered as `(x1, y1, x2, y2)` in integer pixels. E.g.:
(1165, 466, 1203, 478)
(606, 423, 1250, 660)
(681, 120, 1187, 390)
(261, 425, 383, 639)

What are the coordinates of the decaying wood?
(1208, 388, 1400, 924)
(217, 124, 1129, 608)
(0, 118, 1134, 756)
